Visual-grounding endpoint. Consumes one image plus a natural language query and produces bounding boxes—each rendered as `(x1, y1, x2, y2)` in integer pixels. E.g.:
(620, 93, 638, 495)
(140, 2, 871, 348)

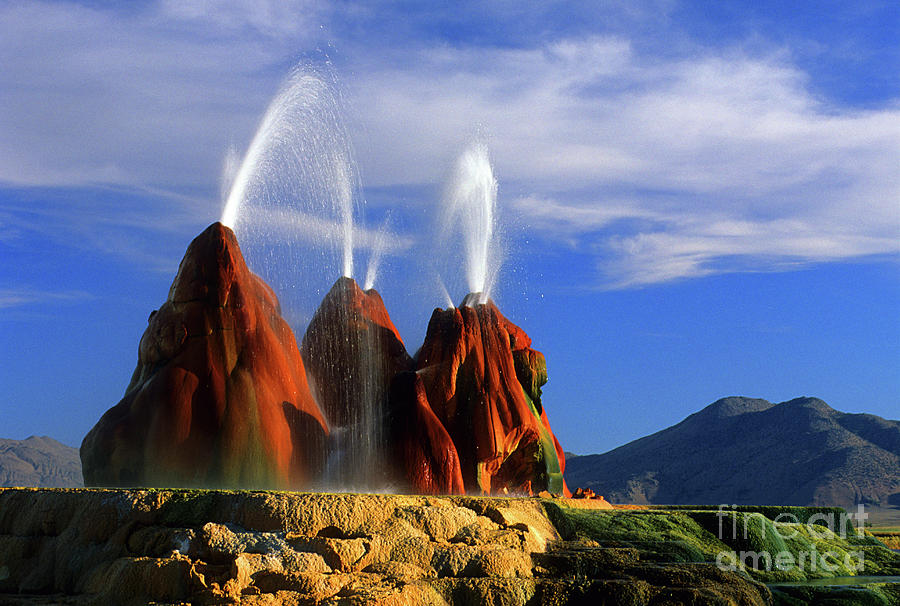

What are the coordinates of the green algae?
(542, 502, 900, 586)
(543, 505, 725, 563)
(771, 582, 900, 606)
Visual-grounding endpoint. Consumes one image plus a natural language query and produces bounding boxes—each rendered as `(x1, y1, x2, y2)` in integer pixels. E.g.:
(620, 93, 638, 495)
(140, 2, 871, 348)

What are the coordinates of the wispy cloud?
(604, 216, 899, 288)
(1, 3, 897, 288)
(351, 38, 899, 286)
(158, 0, 323, 39)
(0, 288, 94, 310)
(246, 206, 414, 253)
(0, 184, 212, 272)
(0, 1, 317, 189)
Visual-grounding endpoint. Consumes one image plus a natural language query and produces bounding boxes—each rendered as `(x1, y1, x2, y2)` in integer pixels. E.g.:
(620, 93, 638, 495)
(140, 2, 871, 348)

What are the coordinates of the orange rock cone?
(81, 225, 569, 496)
(80, 223, 328, 489)
(416, 295, 569, 496)
(300, 277, 468, 494)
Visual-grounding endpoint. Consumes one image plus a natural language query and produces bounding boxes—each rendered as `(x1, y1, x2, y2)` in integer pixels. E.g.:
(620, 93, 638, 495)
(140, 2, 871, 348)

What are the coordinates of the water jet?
(81, 64, 568, 497)
(439, 143, 501, 304)
(220, 66, 360, 321)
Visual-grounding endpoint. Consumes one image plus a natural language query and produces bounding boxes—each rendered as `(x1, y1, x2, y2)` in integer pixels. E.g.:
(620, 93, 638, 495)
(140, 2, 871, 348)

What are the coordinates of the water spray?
(440, 142, 500, 304)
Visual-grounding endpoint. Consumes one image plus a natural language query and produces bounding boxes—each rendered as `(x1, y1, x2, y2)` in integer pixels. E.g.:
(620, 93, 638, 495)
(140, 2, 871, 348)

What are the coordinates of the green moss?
(673, 509, 898, 582)
(150, 488, 251, 526)
(542, 504, 900, 585)
(520, 389, 564, 495)
(648, 505, 857, 536)
(782, 523, 900, 578)
(772, 583, 900, 606)
(544, 505, 726, 563)
(692, 511, 788, 555)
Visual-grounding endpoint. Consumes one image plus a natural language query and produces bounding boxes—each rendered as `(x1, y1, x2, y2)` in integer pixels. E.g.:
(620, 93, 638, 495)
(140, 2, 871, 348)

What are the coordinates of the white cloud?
(245, 206, 414, 253)
(0, 288, 93, 310)
(512, 195, 661, 233)
(1, 3, 897, 288)
(0, 1, 311, 188)
(159, 0, 322, 38)
(604, 216, 899, 288)
(350, 39, 899, 286)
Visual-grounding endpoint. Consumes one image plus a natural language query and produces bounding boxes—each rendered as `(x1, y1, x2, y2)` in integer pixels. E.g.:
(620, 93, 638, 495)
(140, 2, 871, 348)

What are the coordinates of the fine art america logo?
(714, 504, 869, 573)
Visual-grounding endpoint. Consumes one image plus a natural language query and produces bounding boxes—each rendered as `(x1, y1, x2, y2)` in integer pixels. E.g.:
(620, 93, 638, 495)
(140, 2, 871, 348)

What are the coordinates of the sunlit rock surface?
(0, 488, 800, 606)
(417, 295, 569, 496)
(80, 223, 328, 489)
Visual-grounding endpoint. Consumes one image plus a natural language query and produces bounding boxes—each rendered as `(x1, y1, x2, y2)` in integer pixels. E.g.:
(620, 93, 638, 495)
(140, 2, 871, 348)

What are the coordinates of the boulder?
(80, 222, 328, 489)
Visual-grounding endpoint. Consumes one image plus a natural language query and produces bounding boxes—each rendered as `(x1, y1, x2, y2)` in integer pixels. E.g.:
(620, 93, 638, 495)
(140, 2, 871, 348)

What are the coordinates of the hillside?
(565, 397, 900, 508)
(0, 436, 83, 488)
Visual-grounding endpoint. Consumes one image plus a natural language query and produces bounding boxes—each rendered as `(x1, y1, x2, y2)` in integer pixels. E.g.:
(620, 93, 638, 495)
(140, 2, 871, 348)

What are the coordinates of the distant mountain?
(565, 397, 900, 508)
(0, 436, 83, 488)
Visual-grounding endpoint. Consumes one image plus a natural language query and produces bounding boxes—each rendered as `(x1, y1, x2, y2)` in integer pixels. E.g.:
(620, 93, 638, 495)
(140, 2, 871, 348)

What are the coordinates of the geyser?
(220, 66, 359, 290)
(363, 213, 393, 291)
(81, 63, 569, 497)
(81, 220, 569, 495)
(440, 143, 500, 304)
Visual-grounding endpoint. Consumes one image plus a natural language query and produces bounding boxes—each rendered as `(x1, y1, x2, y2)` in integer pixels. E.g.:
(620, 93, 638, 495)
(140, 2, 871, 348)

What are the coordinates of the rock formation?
(302, 277, 413, 429)
(0, 487, 813, 605)
(300, 277, 413, 488)
(295, 280, 569, 497)
(416, 295, 569, 496)
(80, 224, 570, 497)
(301, 277, 466, 494)
(386, 371, 465, 494)
(80, 222, 328, 489)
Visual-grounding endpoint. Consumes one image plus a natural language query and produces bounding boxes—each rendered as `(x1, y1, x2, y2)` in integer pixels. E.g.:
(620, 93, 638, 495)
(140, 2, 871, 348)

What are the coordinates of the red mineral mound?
(301, 276, 415, 487)
(301, 277, 413, 427)
(416, 294, 570, 496)
(387, 371, 465, 494)
(80, 223, 328, 489)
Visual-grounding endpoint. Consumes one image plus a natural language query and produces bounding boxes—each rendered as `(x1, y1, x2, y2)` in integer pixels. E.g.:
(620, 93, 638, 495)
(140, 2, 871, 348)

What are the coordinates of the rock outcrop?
(416, 295, 569, 497)
(0, 488, 793, 606)
(80, 223, 328, 490)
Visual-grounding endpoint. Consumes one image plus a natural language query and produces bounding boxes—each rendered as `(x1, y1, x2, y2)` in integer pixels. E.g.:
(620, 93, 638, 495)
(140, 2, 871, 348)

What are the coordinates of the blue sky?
(1, 1, 898, 455)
